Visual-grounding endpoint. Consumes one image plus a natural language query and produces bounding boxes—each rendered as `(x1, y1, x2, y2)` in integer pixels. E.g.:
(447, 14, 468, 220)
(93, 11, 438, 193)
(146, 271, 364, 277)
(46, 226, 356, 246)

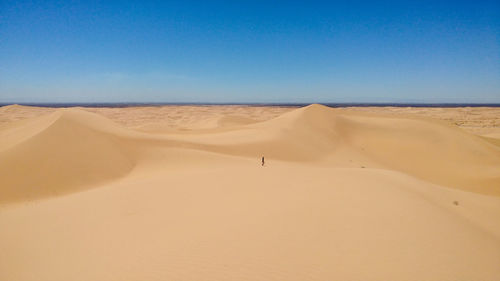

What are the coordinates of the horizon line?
(2, 102, 500, 108)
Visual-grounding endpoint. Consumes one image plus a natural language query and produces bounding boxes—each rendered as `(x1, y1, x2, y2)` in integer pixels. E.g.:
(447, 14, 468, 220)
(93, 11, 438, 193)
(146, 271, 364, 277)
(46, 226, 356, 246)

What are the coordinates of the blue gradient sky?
(1, 0, 499, 103)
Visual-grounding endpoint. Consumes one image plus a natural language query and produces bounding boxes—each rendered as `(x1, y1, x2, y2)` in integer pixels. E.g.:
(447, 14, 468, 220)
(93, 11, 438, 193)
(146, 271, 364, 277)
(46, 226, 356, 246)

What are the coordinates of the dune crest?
(1, 104, 499, 204)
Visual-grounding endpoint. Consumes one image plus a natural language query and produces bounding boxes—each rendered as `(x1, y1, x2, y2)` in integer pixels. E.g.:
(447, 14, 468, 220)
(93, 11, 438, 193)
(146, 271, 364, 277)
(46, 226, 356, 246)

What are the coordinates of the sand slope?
(0, 109, 135, 203)
(1, 104, 500, 280)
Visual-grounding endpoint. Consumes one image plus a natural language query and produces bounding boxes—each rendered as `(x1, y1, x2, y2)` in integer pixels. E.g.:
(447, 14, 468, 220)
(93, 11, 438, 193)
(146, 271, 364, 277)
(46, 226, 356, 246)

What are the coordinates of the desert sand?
(0, 104, 499, 281)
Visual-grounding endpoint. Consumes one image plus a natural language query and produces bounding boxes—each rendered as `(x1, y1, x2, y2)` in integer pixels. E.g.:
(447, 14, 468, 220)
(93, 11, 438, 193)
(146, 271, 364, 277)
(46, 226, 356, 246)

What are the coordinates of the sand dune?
(2, 104, 498, 202)
(1, 104, 500, 280)
(0, 109, 135, 203)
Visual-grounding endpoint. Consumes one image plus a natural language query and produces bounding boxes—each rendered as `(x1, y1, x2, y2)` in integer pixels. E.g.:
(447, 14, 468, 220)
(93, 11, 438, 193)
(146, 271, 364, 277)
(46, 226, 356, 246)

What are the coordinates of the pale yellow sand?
(1, 104, 499, 280)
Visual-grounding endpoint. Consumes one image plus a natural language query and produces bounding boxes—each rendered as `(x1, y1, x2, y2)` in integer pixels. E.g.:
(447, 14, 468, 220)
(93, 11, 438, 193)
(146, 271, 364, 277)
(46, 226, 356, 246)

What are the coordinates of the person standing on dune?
(262, 156, 265, 166)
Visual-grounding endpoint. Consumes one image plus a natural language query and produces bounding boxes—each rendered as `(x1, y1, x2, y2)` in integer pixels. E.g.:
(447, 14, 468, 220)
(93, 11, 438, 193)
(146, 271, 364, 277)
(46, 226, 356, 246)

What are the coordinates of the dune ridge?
(156, 104, 500, 194)
(1, 104, 499, 204)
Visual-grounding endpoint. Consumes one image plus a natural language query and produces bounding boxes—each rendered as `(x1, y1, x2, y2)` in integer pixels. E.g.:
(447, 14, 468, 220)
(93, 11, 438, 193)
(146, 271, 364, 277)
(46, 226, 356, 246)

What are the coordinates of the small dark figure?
(261, 156, 265, 166)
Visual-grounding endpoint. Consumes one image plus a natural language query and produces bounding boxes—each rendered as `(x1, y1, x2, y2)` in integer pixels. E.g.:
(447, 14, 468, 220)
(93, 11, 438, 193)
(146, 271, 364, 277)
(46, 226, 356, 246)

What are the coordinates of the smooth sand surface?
(1, 104, 499, 280)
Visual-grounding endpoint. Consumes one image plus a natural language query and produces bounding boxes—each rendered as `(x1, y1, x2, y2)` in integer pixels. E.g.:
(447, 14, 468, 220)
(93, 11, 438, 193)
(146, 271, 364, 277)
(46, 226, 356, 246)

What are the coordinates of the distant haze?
(1, 1, 499, 103)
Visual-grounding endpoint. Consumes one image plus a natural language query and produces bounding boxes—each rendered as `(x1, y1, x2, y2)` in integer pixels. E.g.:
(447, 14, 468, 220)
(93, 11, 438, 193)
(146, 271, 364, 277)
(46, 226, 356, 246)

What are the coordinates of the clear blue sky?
(1, 0, 499, 103)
